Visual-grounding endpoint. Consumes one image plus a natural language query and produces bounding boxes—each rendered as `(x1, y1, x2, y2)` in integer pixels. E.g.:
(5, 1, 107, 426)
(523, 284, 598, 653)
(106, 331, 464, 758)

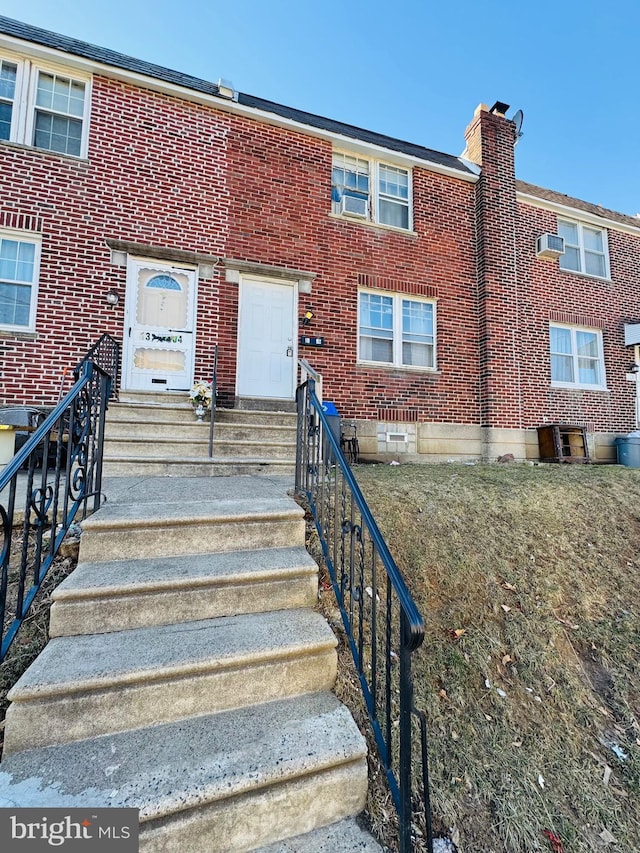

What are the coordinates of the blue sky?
(5, 0, 640, 217)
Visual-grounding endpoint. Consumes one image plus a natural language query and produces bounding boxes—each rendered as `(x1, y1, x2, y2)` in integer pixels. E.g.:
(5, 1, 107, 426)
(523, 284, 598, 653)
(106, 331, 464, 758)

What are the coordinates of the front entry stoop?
(0, 475, 383, 852)
(103, 391, 298, 477)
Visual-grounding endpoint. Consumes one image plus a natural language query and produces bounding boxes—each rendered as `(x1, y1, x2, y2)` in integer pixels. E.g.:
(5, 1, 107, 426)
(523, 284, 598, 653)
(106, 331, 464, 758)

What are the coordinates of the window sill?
(550, 382, 609, 393)
(357, 360, 440, 376)
(0, 139, 88, 164)
(0, 329, 38, 339)
(557, 266, 611, 283)
(328, 213, 417, 238)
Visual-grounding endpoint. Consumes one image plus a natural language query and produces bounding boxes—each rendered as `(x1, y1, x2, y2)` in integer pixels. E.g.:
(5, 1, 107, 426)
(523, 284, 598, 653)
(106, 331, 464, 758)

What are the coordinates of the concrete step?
(105, 418, 296, 442)
(254, 818, 384, 852)
(4, 609, 337, 754)
(107, 401, 202, 424)
(219, 408, 297, 426)
(108, 402, 297, 428)
(117, 390, 190, 404)
(101, 456, 296, 477)
(236, 397, 297, 414)
(0, 693, 368, 852)
(78, 491, 304, 562)
(49, 546, 318, 636)
(103, 436, 295, 460)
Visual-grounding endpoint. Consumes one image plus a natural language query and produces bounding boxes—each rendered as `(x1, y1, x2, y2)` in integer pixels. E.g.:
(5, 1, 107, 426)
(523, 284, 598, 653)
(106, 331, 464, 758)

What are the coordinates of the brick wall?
(2, 56, 639, 444)
(0, 75, 232, 405)
(224, 115, 480, 422)
(516, 201, 640, 433)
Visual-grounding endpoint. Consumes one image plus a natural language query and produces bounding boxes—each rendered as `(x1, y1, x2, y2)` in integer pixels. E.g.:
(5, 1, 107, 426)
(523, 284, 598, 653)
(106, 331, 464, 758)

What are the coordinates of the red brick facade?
(2, 21, 640, 458)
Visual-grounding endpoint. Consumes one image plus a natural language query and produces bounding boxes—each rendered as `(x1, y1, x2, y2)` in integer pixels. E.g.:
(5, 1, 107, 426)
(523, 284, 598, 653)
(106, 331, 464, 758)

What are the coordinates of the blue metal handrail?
(0, 357, 113, 662)
(296, 378, 432, 853)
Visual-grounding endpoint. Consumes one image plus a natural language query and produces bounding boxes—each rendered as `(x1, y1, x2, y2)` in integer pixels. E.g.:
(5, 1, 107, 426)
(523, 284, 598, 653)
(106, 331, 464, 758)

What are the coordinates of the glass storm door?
(123, 259, 197, 391)
(237, 277, 296, 399)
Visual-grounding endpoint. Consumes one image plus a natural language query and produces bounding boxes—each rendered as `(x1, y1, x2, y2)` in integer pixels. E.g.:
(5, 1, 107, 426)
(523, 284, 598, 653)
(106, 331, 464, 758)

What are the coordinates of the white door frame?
(122, 256, 198, 392)
(236, 274, 298, 400)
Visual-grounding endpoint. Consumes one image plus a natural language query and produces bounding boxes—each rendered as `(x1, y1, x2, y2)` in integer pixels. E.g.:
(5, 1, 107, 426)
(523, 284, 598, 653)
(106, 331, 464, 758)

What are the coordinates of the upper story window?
(549, 323, 605, 390)
(358, 290, 435, 369)
(332, 152, 411, 230)
(558, 219, 609, 279)
(0, 53, 89, 157)
(0, 231, 41, 331)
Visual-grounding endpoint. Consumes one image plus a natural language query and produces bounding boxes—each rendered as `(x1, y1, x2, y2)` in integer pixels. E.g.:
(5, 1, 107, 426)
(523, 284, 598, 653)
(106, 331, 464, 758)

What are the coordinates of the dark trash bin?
(615, 431, 640, 468)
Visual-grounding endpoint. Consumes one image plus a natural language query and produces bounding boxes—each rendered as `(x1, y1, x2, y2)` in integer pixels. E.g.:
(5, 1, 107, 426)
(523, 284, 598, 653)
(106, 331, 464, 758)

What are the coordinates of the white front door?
(122, 258, 197, 392)
(237, 277, 296, 399)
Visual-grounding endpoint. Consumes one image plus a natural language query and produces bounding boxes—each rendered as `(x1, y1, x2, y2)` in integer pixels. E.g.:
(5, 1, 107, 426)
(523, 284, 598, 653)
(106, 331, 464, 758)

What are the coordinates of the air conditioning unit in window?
(340, 195, 368, 218)
(536, 233, 565, 259)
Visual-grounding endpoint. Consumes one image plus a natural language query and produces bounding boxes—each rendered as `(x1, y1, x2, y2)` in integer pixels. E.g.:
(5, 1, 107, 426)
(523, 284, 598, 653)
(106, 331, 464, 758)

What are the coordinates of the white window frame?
(549, 323, 606, 391)
(557, 218, 610, 279)
(0, 229, 42, 333)
(0, 50, 91, 158)
(357, 289, 436, 370)
(332, 151, 412, 231)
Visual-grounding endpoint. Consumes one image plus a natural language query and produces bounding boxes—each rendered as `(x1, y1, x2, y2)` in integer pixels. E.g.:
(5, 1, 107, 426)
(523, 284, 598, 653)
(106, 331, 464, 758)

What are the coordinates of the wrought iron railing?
(0, 354, 115, 662)
(76, 333, 120, 399)
(208, 343, 218, 458)
(296, 378, 433, 853)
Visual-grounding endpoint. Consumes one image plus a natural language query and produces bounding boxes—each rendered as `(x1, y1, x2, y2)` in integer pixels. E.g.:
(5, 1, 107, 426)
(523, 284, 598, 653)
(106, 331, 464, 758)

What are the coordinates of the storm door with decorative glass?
(123, 259, 197, 391)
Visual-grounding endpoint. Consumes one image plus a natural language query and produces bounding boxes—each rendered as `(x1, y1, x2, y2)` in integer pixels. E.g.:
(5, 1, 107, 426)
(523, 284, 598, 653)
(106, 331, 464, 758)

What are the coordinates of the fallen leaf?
(502, 582, 517, 591)
(501, 604, 511, 613)
(454, 628, 466, 639)
(451, 730, 459, 740)
(439, 689, 449, 700)
(599, 828, 617, 845)
(502, 654, 513, 665)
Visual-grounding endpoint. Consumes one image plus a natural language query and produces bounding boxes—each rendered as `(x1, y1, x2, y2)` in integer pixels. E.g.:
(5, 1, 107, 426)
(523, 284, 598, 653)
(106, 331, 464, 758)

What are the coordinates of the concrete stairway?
(102, 391, 297, 477)
(0, 476, 382, 851)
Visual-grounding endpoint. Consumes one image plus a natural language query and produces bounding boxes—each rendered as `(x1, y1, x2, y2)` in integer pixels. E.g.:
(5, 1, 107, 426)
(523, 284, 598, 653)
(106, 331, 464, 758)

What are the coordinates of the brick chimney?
(465, 102, 523, 459)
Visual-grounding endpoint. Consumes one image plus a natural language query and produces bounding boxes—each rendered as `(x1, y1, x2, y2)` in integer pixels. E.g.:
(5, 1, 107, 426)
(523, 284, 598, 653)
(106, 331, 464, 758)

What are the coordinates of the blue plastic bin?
(615, 433, 640, 467)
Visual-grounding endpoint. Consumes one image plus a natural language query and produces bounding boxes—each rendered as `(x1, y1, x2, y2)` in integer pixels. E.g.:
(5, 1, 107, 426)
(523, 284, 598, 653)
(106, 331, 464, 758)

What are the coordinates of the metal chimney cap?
(489, 101, 510, 116)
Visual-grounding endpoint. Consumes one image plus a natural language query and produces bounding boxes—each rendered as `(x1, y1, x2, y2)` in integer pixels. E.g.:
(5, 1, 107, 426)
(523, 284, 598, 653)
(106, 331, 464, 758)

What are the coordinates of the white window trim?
(549, 323, 607, 391)
(0, 228, 42, 333)
(0, 49, 91, 158)
(558, 217, 610, 280)
(332, 151, 413, 231)
(357, 289, 436, 371)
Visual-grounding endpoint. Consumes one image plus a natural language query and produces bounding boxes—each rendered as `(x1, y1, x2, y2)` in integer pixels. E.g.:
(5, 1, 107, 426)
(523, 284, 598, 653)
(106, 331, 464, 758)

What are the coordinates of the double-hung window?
(0, 232, 40, 331)
(0, 58, 18, 141)
(332, 152, 411, 230)
(558, 219, 609, 278)
(358, 291, 435, 368)
(549, 324, 605, 390)
(0, 52, 89, 157)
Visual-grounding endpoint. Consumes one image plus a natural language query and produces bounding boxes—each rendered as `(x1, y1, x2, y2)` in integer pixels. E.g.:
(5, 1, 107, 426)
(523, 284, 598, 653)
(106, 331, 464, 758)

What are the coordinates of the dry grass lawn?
(342, 461, 640, 852)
